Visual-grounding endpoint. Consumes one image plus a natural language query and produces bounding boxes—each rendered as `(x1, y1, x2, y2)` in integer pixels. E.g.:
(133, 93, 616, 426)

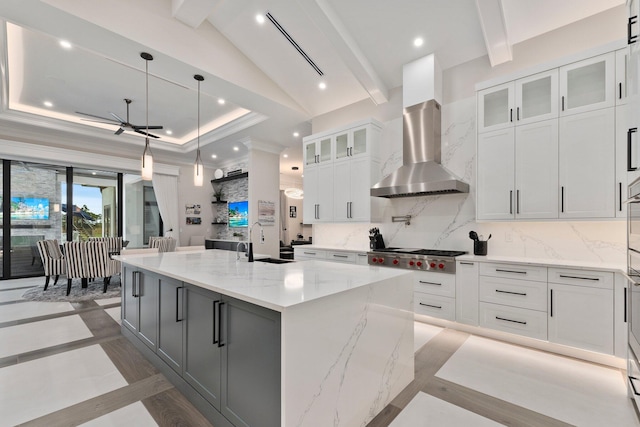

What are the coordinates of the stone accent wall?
(211, 167, 248, 240)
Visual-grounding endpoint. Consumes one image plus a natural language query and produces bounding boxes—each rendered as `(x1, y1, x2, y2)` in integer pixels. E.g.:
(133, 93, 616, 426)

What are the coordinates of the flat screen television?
(10, 197, 50, 220)
(228, 200, 248, 228)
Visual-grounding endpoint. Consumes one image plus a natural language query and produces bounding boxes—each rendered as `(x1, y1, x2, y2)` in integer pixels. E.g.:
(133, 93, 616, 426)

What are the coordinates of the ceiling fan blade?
(80, 118, 121, 125)
(110, 112, 126, 124)
(114, 127, 125, 135)
(132, 125, 164, 130)
(76, 111, 119, 123)
(134, 129, 160, 139)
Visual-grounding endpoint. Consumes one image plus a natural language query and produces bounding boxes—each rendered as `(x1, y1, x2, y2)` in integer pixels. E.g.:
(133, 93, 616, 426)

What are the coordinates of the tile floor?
(0, 277, 638, 426)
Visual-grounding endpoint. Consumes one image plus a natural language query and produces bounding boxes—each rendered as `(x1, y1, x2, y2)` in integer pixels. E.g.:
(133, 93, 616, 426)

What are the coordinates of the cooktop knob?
(438, 263, 445, 269)
(430, 262, 436, 268)
(417, 261, 423, 267)
(409, 260, 415, 266)
(392, 259, 399, 265)
(371, 258, 377, 263)
(378, 257, 385, 264)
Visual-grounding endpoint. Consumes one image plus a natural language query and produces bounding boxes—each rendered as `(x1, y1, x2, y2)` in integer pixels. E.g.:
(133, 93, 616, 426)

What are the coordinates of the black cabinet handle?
(628, 128, 638, 172)
(558, 274, 599, 281)
(517, 107, 520, 121)
(419, 302, 442, 309)
(516, 190, 520, 214)
(133, 271, 140, 297)
(213, 300, 220, 345)
(419, 280, 442, 286)
(332, 254, 349, 258)
(620, 82, 623, 100)
(510, 108, 513, 122)
(496, 316, 527, 325)
(561, 186, 565, 213)
(460, 262, 474, 266)
(495, 289, 527, 296)
(629, 16, 638, 44)
(620, 182, 624, 212)
(630, 376, 640, 396)
(217, 302, 225, 348)
(550, 289, 554, 317)
(176, 286, 184, 322)
(510, 190, 513, 214)
(495, 269, 526, 275)
(625, 287, 628, 323)
(561, 96, 565, 111)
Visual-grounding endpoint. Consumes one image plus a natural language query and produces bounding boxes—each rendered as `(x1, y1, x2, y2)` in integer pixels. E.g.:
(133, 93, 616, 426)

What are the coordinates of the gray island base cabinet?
(118, 250, 413, 427)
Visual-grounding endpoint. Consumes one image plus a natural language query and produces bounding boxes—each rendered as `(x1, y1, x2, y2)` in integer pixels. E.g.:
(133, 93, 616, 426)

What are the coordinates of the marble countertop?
(457, 254, 625, 273)
(293, 245, 369, 253)
(117, 249, 411, 312)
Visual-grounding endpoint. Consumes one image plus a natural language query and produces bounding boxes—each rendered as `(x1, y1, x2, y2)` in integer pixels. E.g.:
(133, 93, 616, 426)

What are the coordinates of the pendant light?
(193, 74, 204, 186)
(141, 52, 154, 181)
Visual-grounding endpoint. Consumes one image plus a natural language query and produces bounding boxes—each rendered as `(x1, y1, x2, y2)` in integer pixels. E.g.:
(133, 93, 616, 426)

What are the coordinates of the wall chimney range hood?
(371, 55, 468, 198)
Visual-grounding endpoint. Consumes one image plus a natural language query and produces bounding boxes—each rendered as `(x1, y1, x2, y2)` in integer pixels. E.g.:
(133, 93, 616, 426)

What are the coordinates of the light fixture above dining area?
(140, 52, 154, 181)
(193, 74, 204, 187)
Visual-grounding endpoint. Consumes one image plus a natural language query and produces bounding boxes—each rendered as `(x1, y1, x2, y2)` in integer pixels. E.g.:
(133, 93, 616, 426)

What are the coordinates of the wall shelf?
(211, 201, 228, 204)
(211, 172, 248, 183)
(212, 222, 228, 225)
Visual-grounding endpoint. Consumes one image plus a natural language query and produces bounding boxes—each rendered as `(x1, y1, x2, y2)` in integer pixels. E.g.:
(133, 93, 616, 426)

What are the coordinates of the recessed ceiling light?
(233, 146, 239, 151)
(256, 14, 265, 24)
(283, 154, 289, 158)
(211, 154, 217, 159)
(59, 40, 72, 49)
(165, 130, 173, 135)
(318, 82, 327, 90)
(43, 101, 53, 108)
(293, 132, 299, 137)
(218, 98, 225, 105)
(413, 37, 424, 47)
(91, 172, 97, 175)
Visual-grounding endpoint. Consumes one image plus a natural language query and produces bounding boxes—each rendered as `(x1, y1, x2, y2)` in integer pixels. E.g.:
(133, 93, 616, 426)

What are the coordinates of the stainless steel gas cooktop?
(367, 247, 467, 273)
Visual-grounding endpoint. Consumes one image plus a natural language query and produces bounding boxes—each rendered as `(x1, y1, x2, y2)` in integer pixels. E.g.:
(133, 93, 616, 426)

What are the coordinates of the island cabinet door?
(220, 296, 281, 427)
(137, 272, 159, 351)
(122, 266, 139, 333)
(157, 276, 184, 374)
(183, 285, 223, 410)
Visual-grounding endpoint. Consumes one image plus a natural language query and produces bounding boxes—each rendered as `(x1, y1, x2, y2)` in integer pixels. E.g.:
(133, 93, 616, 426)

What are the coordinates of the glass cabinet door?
(304, 141, 317, 165)
(352, 128, 367, 156)
(560, 52, 615, 116)
(334, 133, 349, 160)
(319, 137, 332, 162)
(477, 82, 514, 133)
(515, 69, 558, 125)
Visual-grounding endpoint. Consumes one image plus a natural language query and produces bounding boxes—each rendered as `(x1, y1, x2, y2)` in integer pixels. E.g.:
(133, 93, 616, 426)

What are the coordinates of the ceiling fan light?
(141, 138, 153, 181)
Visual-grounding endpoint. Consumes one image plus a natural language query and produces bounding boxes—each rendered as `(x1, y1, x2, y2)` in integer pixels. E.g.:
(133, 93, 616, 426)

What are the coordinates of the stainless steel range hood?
(371, 55, 469, 198)
(370, 100, 469, 198)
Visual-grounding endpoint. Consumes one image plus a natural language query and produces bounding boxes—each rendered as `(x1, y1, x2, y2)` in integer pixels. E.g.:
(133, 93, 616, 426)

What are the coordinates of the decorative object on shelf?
(186, 217, 202, 225)
(258, 200, 275, 225)
(289, 206, 297, 218)
(213, 187, 224, 202)
(227, 169, 244, 176)
(284, 187, 303, 199)
(232, 231, 244, 239)
(214, 168, 224, 179)
(193, 74, 205, 186)
(140, 52, 154, 181)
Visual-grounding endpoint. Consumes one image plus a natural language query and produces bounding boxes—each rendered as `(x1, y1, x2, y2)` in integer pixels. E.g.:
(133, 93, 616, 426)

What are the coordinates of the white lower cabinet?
(293, 247, 368, 266)
(456, 261, 479, 326)
(479, 302, 548, 340)
(548, 268, 614, 355)
(415, 293, 456, 321)
(413, 271, 456, 321)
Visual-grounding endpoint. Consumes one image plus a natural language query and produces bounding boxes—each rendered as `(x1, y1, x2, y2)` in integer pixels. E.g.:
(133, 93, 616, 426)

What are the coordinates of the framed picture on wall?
(186, 217, 201, 225)
(289, 206, 296, 218)
(258, 200, 275, 225)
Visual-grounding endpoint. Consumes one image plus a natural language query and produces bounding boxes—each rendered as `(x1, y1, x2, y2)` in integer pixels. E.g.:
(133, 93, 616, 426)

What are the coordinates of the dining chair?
(37, 239, 66, 290)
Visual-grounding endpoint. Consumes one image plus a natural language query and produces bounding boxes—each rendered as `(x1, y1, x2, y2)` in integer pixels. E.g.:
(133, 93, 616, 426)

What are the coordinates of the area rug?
(21, 276, 122, 302)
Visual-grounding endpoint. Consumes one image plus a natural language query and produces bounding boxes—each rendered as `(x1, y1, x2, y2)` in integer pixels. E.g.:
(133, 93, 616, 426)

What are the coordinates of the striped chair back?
(37, 239, 66, 276)
(149, 236, 177, 253)
(89, 237, 123, 253)
(86, 241, 118, 278)
(64, 242, 90, 280)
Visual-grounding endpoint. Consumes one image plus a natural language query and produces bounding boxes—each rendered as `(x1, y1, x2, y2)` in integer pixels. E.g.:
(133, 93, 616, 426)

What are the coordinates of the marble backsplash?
(313, 96, 626, 266)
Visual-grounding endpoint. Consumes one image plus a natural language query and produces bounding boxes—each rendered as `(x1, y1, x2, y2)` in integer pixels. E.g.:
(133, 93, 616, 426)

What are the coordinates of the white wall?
(249, 147, 280, 258)
(309, 8, 627, 266)
(176, 165, 216, 246)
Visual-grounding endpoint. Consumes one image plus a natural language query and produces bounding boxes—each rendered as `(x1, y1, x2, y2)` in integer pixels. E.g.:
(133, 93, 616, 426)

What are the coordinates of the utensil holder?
(474, 241, 488, 256)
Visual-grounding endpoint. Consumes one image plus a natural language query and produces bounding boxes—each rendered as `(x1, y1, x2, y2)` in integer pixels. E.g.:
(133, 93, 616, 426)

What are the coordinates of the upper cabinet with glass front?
(477, 70, 558, 133)
(334, 126, 370, 162)
(559, 52, 615, 116)
(303, 136, 332, 167)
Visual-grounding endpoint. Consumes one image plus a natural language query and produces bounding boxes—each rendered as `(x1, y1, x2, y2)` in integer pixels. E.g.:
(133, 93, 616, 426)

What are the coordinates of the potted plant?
(233, 231, 244, 240)
(213, 187, 224, 202)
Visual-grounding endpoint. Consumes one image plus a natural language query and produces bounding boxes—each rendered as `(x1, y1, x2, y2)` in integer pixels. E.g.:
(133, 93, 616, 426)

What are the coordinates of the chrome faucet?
(247, 221, 264, 262)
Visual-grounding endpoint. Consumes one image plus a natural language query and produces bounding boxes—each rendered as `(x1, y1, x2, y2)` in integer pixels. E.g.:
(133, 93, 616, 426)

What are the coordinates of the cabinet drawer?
(414, 292, 455, 321)
(548, 267, 613, 289)
(479, 262, 547, 282)
(355, 253, 369, 265)
(479, 276, 547, 311)
(414, 271, 455, 298)
(479, 302, 548, 340)
(294, 249, 327, 260)
(327, 251, 356, 264)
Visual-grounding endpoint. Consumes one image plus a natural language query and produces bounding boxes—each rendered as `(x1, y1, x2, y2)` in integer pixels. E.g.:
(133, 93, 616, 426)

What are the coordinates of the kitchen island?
(117, 249, 414, 427)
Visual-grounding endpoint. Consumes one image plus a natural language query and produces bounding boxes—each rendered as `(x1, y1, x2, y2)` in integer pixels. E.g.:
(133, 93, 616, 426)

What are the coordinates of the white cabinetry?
(615, 104, 640, 218)
(456, 261, 479, 326)
(413, 271, 456, 321)
(293, 247, 368, 265)
(559, 53, 615, 116)
(303, 120, 382, 224)
(547, 268, 614, 354)
(559, 108, 615, 218)
(616, 48, 630, 105)
(477, 120, 558, 220)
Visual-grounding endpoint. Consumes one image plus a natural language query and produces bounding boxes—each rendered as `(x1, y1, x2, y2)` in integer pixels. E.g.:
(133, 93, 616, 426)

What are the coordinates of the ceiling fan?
(76, 98, 163, 138)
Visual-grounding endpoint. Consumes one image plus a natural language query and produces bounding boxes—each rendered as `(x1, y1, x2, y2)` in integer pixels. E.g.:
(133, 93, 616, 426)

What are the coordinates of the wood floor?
(0, 277, 637, 426)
